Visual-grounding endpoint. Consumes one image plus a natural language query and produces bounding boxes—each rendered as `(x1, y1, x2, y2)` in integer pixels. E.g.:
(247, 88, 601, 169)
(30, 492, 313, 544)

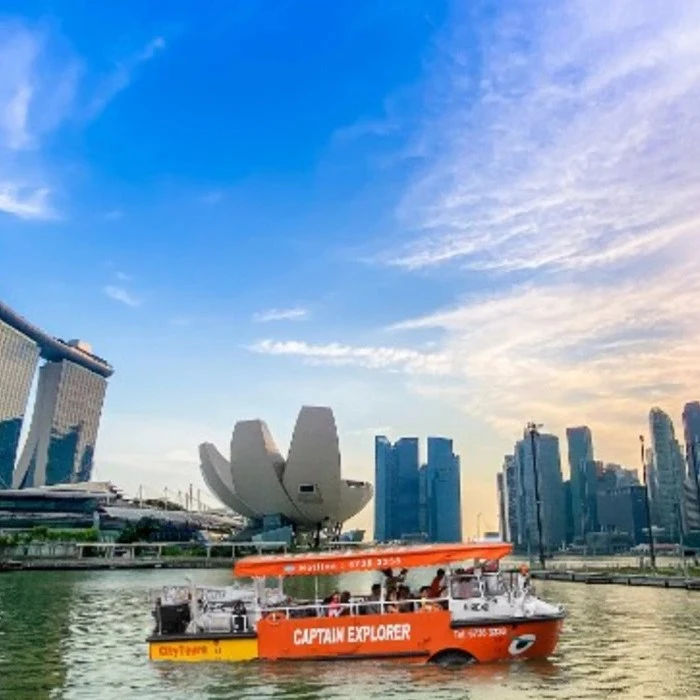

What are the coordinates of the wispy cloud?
(199, 190, 224, 205)
(388, 266, 700, 458)
(383, 2, 700, 275)
(103, 285, 141, 307)
(0, 20, 79, 220)
(0, 21, 164, 221)
(250, 339, 451, 375)
(252, 307, 309, 323)
(87, 36, 166, 118)
(0, 183, 54, 220)
(355, 0, 700, 462)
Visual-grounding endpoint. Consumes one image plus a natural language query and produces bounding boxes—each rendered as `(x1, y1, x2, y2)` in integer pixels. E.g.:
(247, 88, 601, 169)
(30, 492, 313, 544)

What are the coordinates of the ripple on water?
(1, 571, 699, 699)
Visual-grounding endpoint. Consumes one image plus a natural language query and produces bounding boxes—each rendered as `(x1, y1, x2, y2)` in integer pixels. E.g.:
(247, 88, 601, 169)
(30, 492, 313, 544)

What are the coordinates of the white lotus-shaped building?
(199, 406, 373, 529)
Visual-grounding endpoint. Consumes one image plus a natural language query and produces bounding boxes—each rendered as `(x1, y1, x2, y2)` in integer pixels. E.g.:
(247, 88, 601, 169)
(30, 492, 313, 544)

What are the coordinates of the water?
(1, 568, 699, 699)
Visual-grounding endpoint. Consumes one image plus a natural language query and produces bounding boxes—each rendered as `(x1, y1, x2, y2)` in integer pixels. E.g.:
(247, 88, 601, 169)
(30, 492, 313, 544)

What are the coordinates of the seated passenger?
(428, 568, 446, 598)
(327, 591, 342, 617)
(397, 585, 413, 613)
(363, 583, 382, 615)
(338, 590, 352, 616)
(384, 589, 399, 614)
(418, 586, 440, 611)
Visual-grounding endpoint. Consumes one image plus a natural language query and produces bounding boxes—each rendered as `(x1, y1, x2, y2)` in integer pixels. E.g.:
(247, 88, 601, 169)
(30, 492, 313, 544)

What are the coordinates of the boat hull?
(148, 611, 563, 664)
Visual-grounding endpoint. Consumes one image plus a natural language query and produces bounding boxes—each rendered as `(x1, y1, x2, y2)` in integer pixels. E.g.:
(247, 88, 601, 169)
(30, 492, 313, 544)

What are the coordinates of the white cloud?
(0, 183, 54, 219)
(252, 307, 309, 323)
(87, 35, 166, 118)
(388, 265, 700, 465)
(384, 2, 700, 275)
(103, 285, 141, 307)
(0, 22, 165, 222)
(199, 190, 224, 205)
(250, 339, 451, 375)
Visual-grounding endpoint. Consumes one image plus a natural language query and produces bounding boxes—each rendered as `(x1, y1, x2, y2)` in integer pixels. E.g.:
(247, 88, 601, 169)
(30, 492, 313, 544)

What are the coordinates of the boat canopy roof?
(234, 541, 512, 578)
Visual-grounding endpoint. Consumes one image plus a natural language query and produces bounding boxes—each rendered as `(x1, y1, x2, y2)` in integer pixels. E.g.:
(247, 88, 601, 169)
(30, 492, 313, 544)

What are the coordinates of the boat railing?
(260, 596, 450, 620)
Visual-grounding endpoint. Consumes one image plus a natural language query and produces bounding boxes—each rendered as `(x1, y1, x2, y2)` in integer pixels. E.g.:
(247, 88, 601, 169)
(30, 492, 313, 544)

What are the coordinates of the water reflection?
(0, 571, 78, 699)
(0, 569, 699, 699)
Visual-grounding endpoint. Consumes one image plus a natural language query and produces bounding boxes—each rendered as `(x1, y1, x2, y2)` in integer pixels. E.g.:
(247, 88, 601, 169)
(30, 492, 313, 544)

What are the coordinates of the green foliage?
(0, 527, 100, 548)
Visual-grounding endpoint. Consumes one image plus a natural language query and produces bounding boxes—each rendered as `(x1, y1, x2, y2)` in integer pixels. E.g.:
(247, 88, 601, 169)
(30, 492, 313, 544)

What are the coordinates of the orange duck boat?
(147, 542, 564, 665)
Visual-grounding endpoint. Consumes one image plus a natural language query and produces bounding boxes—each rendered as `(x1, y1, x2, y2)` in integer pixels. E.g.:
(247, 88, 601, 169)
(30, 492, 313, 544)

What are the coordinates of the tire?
(429, 649, 476, 668)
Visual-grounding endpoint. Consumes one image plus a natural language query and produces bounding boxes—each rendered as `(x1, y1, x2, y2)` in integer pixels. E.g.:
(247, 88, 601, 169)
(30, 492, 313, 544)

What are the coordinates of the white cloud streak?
(0, 22, 165, 221)
(103, 285, 141, 307)
(0, 183, 54, 220)
(252, 307, 309, 323)
(87, 36, 165, 118)
(385, 2, 700, 275)
(250, 339, 451, 375)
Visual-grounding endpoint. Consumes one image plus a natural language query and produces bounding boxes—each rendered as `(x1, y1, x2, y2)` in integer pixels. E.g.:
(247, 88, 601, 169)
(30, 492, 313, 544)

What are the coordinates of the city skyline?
(3, 3, 700, 536)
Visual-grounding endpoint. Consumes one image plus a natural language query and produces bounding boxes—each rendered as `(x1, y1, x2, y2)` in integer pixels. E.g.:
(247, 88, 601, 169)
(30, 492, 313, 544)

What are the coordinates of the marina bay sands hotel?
(0, 300, 113, 490)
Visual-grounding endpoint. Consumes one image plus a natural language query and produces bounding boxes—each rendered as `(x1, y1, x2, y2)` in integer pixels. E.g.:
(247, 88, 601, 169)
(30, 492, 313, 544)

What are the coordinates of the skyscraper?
(566, 426, 594, 541)
(426, 437, 462, 542)
(514, 431, 566, 551)
(374, 436, 393, 542)
(0, 301, 113, 489)
(14, 357, 108, 487)
(682, 401, 700, 480)
(501, 454, 518, 543)
(649, 408, 685, 539)
(496, 472, 507, 541)
(0, 319, 40, 487)
(375, 435, 462, 543)
(373, 436, 419, 540)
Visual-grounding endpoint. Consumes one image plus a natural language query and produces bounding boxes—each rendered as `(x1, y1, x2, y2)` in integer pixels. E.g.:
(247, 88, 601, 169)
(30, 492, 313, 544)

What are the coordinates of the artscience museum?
(199, 406, 372, 535)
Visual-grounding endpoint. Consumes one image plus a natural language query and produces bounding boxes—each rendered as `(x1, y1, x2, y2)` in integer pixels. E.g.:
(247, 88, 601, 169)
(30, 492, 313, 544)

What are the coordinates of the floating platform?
(532, 570, 700, 590)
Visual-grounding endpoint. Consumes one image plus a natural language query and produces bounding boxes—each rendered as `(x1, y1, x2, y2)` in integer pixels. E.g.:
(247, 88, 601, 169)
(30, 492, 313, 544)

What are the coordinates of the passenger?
(384, 589, 399, 614)
(381, 567, 406, 595)
(428, 568, 446, 598)
(397, 585, 413, 613)
(364, 583, 382, 615)
(338, 591, 352, 616)
(418, 585, 440, 611)
(327, 591, 342, 617)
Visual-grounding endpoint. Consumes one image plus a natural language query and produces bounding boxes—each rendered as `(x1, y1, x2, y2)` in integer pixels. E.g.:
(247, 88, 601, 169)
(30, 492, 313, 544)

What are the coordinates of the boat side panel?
(256, 612, 562, 662)
(149, 637, 259, 662)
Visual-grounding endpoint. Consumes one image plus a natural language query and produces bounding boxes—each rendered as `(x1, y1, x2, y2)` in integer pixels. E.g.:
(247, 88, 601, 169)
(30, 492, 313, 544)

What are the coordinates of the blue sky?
(2, 1, 700, 536)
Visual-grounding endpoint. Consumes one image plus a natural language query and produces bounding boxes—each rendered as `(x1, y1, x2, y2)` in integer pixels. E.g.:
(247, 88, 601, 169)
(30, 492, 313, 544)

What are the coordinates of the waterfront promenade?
(0, 540, 287, 571)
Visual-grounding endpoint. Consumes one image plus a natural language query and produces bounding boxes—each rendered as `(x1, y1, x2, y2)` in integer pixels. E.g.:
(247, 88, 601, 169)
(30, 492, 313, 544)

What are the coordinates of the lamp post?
(639, 435, 656, 569)
(526, 422, 546, 569)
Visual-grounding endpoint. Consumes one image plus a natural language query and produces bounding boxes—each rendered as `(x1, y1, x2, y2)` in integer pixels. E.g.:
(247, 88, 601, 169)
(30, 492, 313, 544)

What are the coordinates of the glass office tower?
(0, 320, 40, 487)
(514, 431, 566, 550)
(566, 426, 594, 541)
(14, 360, 107, 488)
(649, 408, 685, 539)
(374, 436, 420, 541)
(426, 437, 462, 542)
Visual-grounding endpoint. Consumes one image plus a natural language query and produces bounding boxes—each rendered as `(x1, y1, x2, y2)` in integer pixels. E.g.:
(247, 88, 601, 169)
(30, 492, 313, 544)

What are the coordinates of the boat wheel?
(429, 649, 476, 667)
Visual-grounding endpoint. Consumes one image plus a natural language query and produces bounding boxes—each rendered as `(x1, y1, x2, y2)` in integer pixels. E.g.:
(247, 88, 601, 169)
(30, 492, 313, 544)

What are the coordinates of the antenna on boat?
(526, 422, 546, 570)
